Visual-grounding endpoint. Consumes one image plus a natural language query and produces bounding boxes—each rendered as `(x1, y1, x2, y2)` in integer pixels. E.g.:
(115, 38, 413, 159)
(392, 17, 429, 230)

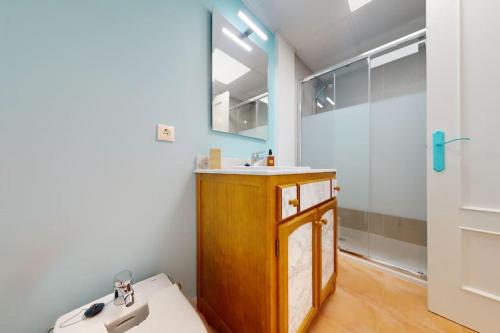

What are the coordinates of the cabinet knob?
(334, 186, 341, 192)
(288, 198, 299, 207)
(315, 219, 328, 226)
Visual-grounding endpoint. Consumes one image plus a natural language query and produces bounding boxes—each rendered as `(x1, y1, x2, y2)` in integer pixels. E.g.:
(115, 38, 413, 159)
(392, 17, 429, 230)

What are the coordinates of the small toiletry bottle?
(266, 149, 275, 166)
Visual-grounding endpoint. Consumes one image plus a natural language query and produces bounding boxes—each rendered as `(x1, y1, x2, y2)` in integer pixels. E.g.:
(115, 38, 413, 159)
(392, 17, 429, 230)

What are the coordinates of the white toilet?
(54, 274, 207, 333)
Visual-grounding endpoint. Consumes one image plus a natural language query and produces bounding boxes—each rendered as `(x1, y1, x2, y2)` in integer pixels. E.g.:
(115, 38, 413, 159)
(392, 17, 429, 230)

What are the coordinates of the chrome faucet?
(113, 270, 135, 307)
(251, 151, 266, 165)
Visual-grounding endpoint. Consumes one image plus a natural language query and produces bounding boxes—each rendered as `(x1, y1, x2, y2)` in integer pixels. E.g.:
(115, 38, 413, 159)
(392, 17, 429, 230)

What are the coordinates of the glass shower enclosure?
(299, 31, 427, 276)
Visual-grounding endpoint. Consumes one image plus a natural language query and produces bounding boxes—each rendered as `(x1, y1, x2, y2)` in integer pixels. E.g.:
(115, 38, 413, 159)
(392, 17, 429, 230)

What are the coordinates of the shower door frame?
(297, 29, 427, 277)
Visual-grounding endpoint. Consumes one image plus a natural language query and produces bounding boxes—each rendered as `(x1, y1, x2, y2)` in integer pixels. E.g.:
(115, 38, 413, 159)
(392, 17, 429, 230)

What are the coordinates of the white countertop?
(194, 166, 336, 176)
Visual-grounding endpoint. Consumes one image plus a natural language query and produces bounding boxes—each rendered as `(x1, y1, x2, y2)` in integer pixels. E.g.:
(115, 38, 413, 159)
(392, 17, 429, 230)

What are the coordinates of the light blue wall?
(0, 1, 275, 332)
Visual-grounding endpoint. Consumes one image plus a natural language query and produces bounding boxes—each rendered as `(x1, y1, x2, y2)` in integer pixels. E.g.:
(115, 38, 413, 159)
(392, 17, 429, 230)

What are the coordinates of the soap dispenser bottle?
(266, 149, 275, 166)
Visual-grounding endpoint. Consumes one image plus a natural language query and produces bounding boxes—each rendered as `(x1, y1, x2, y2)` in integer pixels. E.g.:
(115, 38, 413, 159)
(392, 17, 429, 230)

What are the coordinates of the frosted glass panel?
(369, 45, 426, 220)
(300, 42, 427, 275)
(368, 44, 427, 275)
(301, 60, 369, 257)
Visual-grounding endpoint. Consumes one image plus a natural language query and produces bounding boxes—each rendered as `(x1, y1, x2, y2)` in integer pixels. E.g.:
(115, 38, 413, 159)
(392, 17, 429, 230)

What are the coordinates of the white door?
(427, 1, 500, 332)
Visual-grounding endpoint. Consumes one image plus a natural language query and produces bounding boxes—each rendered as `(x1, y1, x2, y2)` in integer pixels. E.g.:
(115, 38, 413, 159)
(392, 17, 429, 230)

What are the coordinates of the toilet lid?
(85, 285, 207, 333)
(124, 285, 207, 333)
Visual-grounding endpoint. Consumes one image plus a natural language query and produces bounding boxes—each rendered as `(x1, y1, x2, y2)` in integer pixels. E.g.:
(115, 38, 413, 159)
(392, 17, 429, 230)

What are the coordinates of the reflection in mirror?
(212, 10, 268, 140)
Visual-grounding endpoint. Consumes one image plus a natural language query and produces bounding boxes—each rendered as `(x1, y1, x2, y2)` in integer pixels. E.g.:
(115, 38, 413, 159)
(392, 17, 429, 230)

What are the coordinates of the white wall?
(275, 33, 297, 165)
(274, 37, 312, 166)
(294, 54, 312, 81)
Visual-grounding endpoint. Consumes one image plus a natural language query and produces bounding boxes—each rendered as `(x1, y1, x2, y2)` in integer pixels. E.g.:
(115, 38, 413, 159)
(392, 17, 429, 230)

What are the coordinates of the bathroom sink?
(194, 165, 335, 175)
(231, 165, 311, 170)
(222, 166, 314, 174)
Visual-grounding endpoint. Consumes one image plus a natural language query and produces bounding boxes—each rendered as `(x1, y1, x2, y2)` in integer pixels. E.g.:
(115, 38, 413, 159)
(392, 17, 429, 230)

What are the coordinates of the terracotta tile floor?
(198, 254, 475, 333)
(307, 254, 476, 333)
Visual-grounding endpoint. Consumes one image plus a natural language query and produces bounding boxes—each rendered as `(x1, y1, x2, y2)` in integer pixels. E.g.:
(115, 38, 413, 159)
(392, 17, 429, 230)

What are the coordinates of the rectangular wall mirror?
(211, 10, 268, 141)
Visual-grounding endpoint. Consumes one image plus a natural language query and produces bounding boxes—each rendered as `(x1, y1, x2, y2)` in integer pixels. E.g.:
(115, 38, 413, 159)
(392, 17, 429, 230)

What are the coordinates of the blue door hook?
(432, 130, 471, 172)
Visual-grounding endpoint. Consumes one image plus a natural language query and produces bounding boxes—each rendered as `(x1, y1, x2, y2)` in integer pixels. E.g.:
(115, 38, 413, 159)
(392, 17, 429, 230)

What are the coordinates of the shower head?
(314, 82, 334, 99)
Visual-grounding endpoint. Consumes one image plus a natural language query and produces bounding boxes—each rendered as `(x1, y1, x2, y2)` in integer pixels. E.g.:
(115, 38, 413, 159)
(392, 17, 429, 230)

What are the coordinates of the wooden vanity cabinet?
(278, 198, 337, 333)
(316, 199, 338, 306)
(278, 209, 319, 333)
(196, 172, 338, 333)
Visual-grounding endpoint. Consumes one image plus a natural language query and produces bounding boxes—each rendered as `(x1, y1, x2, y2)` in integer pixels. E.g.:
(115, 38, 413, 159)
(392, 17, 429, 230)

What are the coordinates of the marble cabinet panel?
(321, 209, 335, 289)
(288, 223, 313, 333)
(300, 180, 331, 211)
(280, 186, 298, 220)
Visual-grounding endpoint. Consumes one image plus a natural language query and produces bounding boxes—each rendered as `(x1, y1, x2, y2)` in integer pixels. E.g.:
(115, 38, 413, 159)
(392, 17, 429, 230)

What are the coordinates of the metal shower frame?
(297, 28, 427, 164)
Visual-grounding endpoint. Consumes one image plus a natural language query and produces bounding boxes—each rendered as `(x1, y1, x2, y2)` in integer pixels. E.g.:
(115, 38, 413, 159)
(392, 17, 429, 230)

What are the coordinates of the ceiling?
(242, 0, 425, 72)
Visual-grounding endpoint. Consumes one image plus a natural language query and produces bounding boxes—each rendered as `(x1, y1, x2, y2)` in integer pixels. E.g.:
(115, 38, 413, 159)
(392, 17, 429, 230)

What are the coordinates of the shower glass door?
(300, 40, 427, 275)
(367, 42, 427, 274)
(301, 59, 370, 257)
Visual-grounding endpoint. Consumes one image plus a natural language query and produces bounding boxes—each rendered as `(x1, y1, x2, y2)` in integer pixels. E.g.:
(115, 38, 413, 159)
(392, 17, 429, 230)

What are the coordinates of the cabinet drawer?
(277, 184, 299, 221)
(298, 179, 332, 212)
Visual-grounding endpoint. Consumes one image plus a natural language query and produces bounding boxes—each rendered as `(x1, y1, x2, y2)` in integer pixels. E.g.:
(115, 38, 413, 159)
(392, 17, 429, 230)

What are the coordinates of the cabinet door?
(278, 209, 319, 333)
(316, 199, 337, 305)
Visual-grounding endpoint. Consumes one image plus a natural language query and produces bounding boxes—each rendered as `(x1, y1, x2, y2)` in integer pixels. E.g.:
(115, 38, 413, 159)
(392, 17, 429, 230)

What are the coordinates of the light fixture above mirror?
(237, 11, 268, 41)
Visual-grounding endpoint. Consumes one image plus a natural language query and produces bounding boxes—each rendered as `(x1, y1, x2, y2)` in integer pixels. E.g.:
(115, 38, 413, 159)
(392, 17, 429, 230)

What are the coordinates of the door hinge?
(275, 239, 279, 257)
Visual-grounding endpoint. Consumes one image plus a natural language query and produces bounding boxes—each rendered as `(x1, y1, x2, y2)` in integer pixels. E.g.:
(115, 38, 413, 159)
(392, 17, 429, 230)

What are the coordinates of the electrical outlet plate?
(157, 124, 175, 142)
